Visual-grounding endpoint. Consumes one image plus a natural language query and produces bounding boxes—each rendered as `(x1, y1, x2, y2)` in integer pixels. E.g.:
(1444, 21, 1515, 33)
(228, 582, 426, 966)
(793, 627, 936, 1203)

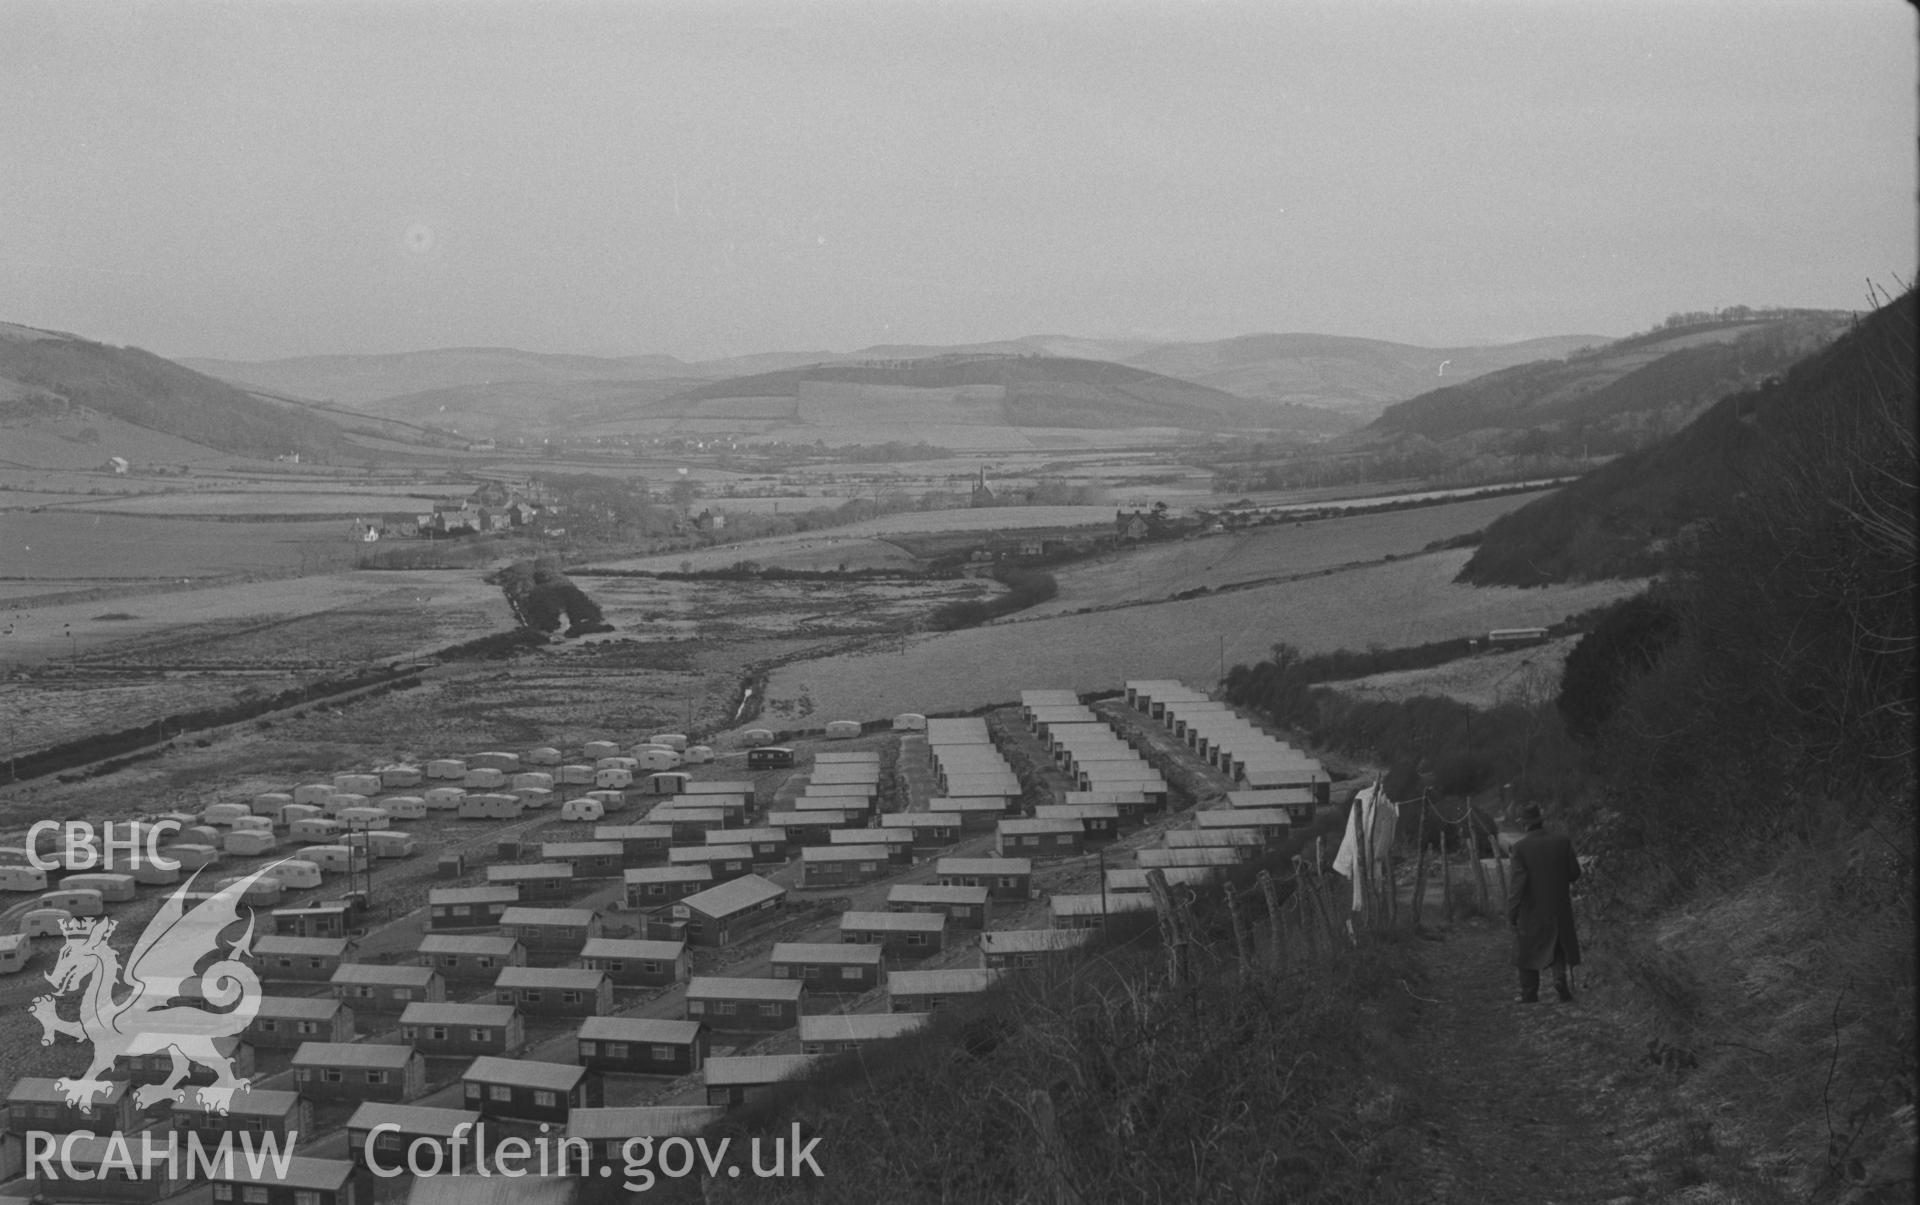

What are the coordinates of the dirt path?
(1413, 918, 1723, 1204)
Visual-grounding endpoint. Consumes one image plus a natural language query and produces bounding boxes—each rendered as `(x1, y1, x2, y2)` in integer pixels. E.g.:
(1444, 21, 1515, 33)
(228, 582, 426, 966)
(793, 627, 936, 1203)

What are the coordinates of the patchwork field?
(0, 511, 348, 579)
(0, 570, 509, 667)
(1323, 635, 1581, 709)
(1023, 490, 1548, 617)
(755, 549, 1644, 722)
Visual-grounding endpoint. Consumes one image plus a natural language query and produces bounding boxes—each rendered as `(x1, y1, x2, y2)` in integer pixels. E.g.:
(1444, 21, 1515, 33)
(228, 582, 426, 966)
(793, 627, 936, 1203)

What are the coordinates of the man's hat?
(1519, 802, 1544, 826)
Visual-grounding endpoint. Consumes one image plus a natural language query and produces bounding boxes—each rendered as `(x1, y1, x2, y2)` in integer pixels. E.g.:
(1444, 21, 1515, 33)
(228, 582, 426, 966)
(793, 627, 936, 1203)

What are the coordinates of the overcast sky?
(1, 1, 1912, 362)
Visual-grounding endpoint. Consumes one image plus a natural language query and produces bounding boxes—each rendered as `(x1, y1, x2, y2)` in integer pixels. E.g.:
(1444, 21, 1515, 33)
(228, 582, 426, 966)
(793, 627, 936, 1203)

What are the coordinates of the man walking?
(1507, 802, 1582, 1003)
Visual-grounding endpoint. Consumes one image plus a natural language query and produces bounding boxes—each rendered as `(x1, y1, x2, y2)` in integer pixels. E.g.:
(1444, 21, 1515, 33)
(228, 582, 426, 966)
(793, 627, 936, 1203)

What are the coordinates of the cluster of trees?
(492, 558, 612, 637)
(1567, 291, 1915, 860)
(925, 566, 1058, 630)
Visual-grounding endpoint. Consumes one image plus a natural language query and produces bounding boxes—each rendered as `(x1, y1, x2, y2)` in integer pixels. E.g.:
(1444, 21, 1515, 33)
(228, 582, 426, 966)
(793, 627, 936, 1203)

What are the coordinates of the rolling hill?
(184, 329, 1617, 443)
(0, 321, 348, 461)
(1122, 331, 1609, 417)
(1356, 310, 1852, 457)
(1457, 295, 1912, 585)
(671, 353, 1268, 430)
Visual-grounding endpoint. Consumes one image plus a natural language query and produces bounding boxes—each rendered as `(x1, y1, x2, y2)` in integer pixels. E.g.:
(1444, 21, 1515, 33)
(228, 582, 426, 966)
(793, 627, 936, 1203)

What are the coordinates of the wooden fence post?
(1440, 825, 1454, 923)
(1483, 811, 1511, 905)
(1226, 884, 1252, 970)
(1351, 795, 1372, 936)
(1468, 810, 1492, 913)
(1258, 870, 1286, 972)
(1146, 868, 1187, 987)
(1312, 862, 1344, 951)
(1292, 862, 1318, 963)
(1029, 1089, 1080, 1205)
(1409, 798, 1430, 930)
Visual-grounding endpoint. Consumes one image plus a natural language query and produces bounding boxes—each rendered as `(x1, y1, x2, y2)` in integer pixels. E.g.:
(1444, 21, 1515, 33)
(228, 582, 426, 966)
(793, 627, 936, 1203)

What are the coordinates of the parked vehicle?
(560, 798, 605, 823)
(20, 908, 72, 938)
(38, 888, 104, 917)
(0, 865, 50, 893)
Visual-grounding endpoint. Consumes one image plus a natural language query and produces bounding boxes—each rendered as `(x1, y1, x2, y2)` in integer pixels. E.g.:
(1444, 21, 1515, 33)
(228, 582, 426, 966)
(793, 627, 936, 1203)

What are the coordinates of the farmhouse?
(1050, 892, 1156, 929)
(595, 822, 674, 865)
(329, 964, 445, 1012)
(769, 941, 886, 994)
(684, 976, 804, 1032)
(1105, 866, 1221, 893)
(1031, 803, 1122, 842)
(462, 1056, 600, 1124)
(4, 1077, 135, 1135)
(936, 856, 1033, 900)
(878, 811, 962, 850)
(798, 844, 893, 888)
(980, 928, 1096, 970)
(117, 1044, 257, 1094)
(838, 910, 947, 960)
(935, 795, 1017, 829)
(539, 840, 624, 879)
(567, 1107, 724, 1170)
(576, 1016, 708, 1076)
(209, 1156, 370, 1205)
(763, 810, 859, 844)
(493, 966, 613, 1017)
(995, 817, 1084, 859)
(623, 864, 713, 906)
(1195, 807, 1290, 843)
(798, 1012, 928, 1054)
(173, 1088, 308, 1141)
(673, 874, 786, 946)
(707, 826, 790, 863)
(579, 937, 689, 987)
(429, 885, 519, 929)
(346, 1103, 484, 1171)
(272, 902, 355, 939)
(1227, 787, 1319, 825)
(1144, 841, 1253, 867)
(254, 935, 356, 982)
(500, 906, 602, 961)
(666, 843, 756, 882)
(887, 883, 992, 930)
(291, 1042, 425, 1103)
(398, 1001, 523, 1056)
(487, 861, 577, 901)
(703, 1055, 818, 1108)
(246, 996, 356, 1049)
(887, 968, 1001, 1012)
(417, 933, 526, 982)
(828, 825, 916, 864)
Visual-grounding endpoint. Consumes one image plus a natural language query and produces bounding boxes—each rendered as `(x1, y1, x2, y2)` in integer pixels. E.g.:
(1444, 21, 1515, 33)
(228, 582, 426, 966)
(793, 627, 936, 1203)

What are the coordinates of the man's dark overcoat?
(1507, 829, 1582, 969)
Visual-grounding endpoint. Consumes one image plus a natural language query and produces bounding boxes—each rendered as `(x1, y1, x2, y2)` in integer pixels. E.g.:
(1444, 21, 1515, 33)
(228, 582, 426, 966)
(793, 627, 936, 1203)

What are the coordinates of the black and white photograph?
(0, 2, 1913, 1202)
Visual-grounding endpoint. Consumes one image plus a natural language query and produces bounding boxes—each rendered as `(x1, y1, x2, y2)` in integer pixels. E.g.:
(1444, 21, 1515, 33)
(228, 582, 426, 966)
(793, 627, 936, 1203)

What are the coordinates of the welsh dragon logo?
(30, 866, 274, 1115)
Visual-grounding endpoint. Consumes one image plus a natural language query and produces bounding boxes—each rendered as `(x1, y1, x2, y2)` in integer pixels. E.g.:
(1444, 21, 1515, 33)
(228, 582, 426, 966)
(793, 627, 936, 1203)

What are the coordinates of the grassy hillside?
(1459, 295, 1911, 584)
(1363, 310, 1849, 455)
(181, 346, 693, 406)
(0, 322, 347, 461)
(676, 353, 1269, 431)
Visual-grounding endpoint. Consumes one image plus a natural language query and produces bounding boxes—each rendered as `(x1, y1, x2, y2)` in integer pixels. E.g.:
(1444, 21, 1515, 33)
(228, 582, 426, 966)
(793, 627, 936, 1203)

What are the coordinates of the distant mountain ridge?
(181, 329, 1616, 432)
